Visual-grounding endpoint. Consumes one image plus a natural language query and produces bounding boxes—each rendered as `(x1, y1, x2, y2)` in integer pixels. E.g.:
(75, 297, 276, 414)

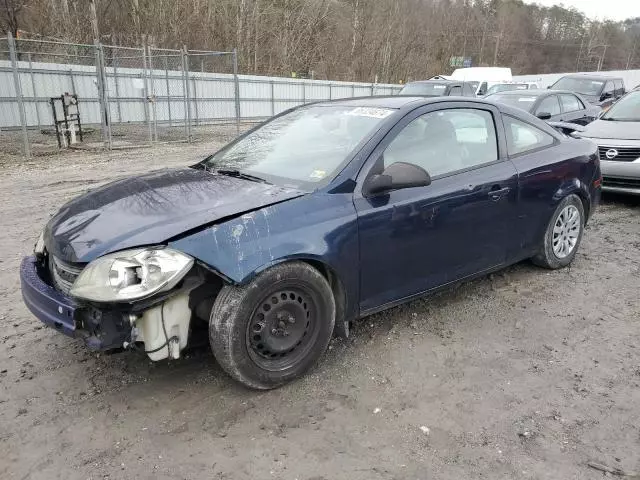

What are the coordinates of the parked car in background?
(487, 89, 600, 125)
(449, 67, 512, 96)
(574, 90, 640, 195)
(399, 80, 476, 97)
(20, 96, 601, 389)
(548, 74, 625, 108)
(484, 82, 539, 96)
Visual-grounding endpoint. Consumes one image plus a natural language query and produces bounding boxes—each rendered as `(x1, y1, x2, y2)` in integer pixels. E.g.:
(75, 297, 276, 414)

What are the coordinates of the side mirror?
(536, 112, 552, 120)
(365, 161, 431, 196)
(600, 92, 612, 101)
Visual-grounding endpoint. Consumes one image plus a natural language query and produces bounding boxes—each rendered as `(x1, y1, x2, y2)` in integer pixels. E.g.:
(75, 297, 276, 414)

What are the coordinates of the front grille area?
(598, 146, 640, 162)
(48, 255, 83, 295)
(602, 176, 640, 190)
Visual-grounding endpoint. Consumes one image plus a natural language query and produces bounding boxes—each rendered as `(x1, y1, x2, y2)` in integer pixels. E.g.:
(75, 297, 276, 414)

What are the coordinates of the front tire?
(532, 194, 585, 269)
(209, 262, 335, 389)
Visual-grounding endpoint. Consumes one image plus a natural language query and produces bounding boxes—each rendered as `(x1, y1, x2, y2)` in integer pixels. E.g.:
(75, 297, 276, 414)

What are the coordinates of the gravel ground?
(0, 143, 639, 480)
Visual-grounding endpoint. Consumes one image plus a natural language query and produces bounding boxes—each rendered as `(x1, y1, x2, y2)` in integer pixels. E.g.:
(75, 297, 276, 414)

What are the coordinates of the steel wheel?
(552, 204, 581, 259)
(246, 286, 320, 372)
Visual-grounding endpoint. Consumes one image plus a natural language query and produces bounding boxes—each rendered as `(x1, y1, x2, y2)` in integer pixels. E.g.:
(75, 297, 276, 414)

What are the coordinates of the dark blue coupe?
(20, 96, 601, 389)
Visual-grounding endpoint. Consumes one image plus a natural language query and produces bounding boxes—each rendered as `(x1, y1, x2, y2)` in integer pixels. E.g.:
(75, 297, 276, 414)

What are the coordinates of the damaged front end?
(21, 248, 225, 361)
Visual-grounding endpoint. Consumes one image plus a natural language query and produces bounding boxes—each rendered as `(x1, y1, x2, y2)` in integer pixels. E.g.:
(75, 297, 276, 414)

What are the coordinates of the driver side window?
(383, 109, 499, 178)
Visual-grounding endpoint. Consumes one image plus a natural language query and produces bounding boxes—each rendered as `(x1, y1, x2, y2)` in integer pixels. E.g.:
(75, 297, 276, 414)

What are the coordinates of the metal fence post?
(148, 46, 158, 142)
(182, 46, 192, 142)
(27, 53, 41, 128)
(351, 83, 355, 98)
(329, 83, 332, 100)
(113, 56, 122, 123)
(302, 81, 306, 104)
(164, 56, 172, 127)
(270, 80, 275, 116)
(99, 42, 112, 149)
(232, 48, 240, 135)
(8, 32, 30, 158)
(94, 40, 111, 150)
(142, 43, 153, 144)
(192, 78, 199, 126)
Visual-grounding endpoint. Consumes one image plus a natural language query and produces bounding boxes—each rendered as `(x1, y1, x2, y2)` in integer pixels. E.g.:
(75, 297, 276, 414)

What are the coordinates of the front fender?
(169, 193, 361, 320)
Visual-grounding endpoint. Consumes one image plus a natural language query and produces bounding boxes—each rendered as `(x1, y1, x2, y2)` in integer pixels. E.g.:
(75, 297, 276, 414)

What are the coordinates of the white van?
(449, 67, 513, 96)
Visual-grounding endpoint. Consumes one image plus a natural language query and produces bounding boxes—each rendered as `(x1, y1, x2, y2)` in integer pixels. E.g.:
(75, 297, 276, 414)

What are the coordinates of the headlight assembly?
(70, 247, 193, 302)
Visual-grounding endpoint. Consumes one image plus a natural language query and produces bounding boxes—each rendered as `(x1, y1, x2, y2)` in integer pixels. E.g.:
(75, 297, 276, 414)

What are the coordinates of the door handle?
(488, 186, 511, 201)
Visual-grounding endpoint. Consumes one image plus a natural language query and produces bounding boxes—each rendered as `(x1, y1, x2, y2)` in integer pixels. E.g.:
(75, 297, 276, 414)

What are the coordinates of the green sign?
(449, 56, 472, 68)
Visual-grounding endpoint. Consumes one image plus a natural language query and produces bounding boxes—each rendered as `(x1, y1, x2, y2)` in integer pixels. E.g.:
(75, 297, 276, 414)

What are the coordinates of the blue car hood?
(45, 167, 305, 263)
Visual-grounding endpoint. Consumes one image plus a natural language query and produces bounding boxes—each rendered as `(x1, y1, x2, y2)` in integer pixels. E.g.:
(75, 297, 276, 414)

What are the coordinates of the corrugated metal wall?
(0, 58, 401, 129)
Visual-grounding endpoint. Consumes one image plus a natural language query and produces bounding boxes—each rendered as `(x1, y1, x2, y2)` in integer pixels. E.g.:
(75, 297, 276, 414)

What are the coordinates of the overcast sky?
(523, 0, 640, 22)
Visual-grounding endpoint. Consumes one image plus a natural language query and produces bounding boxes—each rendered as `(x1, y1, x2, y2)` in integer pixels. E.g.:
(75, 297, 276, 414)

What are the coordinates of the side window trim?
(536, 95, 561, 116)
(560, 94, 583, 113)
(355, 103, 506, 195)
(501, 114, 560, 159)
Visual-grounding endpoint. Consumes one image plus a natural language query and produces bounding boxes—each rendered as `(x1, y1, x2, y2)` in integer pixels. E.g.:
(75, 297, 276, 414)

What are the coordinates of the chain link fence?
(1, 33, 401, 159)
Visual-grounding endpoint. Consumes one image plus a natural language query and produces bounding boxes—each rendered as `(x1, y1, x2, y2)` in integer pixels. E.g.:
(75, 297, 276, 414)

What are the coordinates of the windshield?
(201, 105, 392, 189)
(551, 77, 604, 96)
(601, 91, 640, 121)
(486, 84, 528, 95)
(489, 94, 537, 112)
(400, 82, 448, 96)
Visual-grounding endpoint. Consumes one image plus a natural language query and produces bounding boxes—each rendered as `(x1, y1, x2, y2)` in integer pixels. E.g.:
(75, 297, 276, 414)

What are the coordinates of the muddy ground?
(0, 143, 639, 480)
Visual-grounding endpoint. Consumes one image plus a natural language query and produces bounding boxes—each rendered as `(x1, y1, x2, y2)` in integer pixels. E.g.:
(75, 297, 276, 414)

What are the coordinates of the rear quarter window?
(503, 115, 555, 156)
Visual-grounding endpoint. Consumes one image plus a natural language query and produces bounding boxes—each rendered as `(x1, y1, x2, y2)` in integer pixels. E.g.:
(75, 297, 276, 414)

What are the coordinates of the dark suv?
(399, 80, 476, 97)
(549, 75, 625, 108)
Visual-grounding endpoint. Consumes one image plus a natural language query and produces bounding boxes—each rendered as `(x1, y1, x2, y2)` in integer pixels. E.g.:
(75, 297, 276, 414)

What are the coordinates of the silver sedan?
(577, 90, 640, 195)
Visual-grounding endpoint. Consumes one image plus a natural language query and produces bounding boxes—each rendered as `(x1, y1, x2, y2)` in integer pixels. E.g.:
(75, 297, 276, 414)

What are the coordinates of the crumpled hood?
(45, 167, 304, 263)
(581, 119, 640, 141)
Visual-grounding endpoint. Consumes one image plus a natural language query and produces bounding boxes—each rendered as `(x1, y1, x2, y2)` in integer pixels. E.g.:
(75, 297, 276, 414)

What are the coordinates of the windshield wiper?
(215, 169, 270, 184)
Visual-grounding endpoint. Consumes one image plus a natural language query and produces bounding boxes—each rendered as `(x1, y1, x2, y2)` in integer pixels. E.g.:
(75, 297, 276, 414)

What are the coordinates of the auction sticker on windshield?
(346, 107, 394, 119)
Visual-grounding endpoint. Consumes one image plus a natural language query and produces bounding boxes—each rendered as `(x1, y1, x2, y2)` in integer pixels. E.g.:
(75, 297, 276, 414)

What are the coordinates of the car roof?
(316, 96, 488, 109)
(404, 80, 461, 85)
(557, 74, 621, 81)
(490, 89, 578, 97)
(314, 96, 426, 109)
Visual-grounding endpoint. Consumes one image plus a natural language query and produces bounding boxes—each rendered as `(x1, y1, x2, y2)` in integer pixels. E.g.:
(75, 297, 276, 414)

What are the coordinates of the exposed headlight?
(70, 247, 194, 302)
(34, 231, 45, 255)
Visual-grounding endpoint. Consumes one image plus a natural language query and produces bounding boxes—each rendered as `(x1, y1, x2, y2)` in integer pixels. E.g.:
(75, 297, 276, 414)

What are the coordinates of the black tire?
(209, 261, 335, 389)
(532, 194, 585, 269)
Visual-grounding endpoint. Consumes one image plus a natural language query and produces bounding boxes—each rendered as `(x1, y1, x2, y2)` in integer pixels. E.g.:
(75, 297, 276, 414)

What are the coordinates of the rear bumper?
(20, 256, 78, 338)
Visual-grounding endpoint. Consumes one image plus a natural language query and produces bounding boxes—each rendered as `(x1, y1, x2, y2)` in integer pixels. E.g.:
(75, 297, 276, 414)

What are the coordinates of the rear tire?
(209, 262, 335, 389)
(532, 194, 585, 269)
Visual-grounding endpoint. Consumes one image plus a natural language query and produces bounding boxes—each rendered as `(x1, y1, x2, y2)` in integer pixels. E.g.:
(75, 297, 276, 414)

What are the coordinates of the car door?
(354, 103, 520, 313)
(535, 95, 562, 121)
(500, 114, 565, 253)
(559, 93, 588, 124)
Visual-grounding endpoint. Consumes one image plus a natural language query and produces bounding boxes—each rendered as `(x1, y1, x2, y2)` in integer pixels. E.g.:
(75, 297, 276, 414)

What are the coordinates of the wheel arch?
(239, 255, 351, 339)
(554, 179, 591, 223)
